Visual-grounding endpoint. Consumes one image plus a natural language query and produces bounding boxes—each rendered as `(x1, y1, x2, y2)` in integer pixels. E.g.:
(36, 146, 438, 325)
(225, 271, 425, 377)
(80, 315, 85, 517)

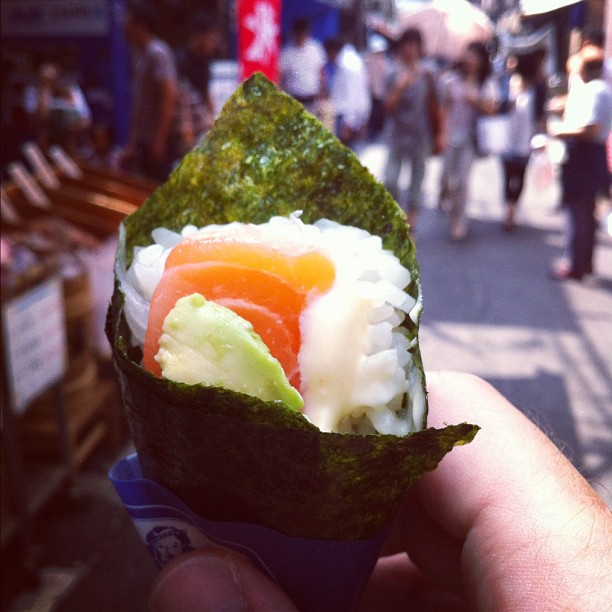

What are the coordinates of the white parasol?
(394, 0, 494, 60)
(520, 0, 582, 17)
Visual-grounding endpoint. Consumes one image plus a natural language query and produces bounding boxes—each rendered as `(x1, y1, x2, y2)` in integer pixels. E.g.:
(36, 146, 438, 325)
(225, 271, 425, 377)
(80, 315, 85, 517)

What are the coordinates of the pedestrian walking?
(321, 38, 371, 149)
(175, 15, 222, 143)
(438, 41, 499, 240)
(364, 34, 390, 140)
(499, 50, 547, 231)
(119, 1, 180, 181)
(279, 18, 326, 115)
(382, 28, 443, 233)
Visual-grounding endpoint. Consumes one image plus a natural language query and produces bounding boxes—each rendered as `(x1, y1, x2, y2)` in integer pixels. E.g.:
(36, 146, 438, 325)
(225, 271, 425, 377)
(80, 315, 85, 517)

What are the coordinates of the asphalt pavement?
(2, 142, 611, 612)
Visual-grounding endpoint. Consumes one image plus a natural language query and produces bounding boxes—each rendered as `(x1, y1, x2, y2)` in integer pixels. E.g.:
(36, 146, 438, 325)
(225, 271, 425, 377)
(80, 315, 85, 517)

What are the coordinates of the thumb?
(149, 548, 298, 612)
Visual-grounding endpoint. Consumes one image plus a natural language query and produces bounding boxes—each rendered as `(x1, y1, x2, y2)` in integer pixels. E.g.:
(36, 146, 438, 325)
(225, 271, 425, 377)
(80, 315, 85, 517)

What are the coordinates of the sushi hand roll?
(107, 74, 477, 611)
(127, 214, 425, 436)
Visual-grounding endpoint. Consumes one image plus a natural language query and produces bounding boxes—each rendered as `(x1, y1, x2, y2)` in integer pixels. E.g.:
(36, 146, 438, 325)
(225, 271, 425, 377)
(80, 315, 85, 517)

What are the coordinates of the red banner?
(237, 0, 281, 83)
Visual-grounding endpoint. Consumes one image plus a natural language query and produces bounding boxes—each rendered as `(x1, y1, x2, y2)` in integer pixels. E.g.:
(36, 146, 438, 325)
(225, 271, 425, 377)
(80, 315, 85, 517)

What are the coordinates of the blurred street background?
(1, 0, 611, 610)
(2, 141, 610, 612)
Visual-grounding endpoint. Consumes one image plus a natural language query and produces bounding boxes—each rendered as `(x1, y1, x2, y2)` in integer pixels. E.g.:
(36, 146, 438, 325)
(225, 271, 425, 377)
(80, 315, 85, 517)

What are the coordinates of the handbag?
(424, 71, 443, 155)
(475, 114, 511, 156)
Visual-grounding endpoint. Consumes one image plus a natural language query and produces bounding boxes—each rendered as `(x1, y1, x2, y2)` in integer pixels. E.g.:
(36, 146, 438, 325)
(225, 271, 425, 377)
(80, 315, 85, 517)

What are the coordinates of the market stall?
(1, 143, 154, 554)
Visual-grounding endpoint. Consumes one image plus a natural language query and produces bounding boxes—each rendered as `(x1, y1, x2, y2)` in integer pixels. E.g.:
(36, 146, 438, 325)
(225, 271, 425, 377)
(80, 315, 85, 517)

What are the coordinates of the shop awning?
(520, 0, 582, 17)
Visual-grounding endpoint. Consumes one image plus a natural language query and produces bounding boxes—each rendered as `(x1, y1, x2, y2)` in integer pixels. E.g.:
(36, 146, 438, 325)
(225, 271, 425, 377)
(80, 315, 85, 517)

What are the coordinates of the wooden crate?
(77, 160, 159, 193)
(2, 164, 143, 238)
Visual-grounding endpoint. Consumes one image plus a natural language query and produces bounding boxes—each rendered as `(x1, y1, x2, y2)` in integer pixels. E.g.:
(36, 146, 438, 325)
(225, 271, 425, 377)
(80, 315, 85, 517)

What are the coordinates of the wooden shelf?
(77, 160, 159, 192)
(58, 174, 150, 206)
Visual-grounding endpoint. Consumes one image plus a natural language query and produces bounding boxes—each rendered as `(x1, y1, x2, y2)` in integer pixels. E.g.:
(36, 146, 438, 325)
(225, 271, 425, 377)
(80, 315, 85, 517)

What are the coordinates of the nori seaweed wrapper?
(107, 74, 478, 541)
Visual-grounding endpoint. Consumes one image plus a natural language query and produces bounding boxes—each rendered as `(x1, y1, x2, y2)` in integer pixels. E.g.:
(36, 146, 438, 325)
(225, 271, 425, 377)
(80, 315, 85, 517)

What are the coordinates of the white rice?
(119, 213, 425, 436)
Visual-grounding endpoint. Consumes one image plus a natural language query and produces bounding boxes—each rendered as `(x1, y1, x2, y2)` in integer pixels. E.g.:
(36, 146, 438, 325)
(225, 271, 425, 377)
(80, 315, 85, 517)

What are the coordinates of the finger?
(149, 548, 298, 612)
(412, 371, 611, 610)
(383, 487, 463, 594)
(377, 372, 532, 595)
(358, 553, 425, 611)
(359, 553, 464, 612)
(420, 371, 605, 539)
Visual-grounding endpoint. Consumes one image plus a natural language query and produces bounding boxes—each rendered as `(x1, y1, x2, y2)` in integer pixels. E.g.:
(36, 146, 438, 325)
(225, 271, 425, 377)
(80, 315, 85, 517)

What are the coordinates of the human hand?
(149, 547, 298, 611)
(148, 372, 611, 611)
(360, 371, 611, 610)
(546, 94, 567, 116)
(547, 119, 567, 139)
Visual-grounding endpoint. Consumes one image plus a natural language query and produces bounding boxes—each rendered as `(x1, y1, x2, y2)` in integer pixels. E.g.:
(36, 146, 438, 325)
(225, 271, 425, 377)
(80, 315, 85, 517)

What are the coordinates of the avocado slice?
(156, 293, 303, 411)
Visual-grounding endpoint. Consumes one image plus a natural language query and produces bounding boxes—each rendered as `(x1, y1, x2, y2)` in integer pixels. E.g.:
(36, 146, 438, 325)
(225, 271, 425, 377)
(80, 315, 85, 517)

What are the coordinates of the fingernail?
(150, 552, 246, 612)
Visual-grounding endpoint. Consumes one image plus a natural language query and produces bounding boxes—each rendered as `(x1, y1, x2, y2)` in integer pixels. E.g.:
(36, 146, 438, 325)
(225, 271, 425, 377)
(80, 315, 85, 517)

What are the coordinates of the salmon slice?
(214, 297, 299, 387)
(144, 262, 304, 386)
(166, 233, 335, 295)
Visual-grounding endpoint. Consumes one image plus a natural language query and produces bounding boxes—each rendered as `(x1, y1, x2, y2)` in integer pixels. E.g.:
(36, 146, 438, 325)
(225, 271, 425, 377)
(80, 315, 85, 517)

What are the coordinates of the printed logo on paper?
(145, 525, 196, 566)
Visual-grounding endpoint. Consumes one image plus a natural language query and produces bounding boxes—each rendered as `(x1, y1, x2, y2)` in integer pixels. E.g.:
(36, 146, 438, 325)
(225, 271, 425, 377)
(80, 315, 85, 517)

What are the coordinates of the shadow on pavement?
(488, 370, 612, 496)
(486, 372, 582, 466)
(416, 214, 580, 331)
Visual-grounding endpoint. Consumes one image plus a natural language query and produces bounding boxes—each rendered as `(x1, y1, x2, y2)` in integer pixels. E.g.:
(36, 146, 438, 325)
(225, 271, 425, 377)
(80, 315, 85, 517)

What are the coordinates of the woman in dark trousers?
(499, 50, 547, 231)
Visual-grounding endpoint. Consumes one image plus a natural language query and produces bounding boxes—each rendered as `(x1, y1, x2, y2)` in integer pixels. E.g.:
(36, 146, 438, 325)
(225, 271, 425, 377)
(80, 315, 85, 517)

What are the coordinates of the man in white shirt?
(322, 39, 371, 148)
(279, 18, 326, 114)
(551, 46, 612, 280)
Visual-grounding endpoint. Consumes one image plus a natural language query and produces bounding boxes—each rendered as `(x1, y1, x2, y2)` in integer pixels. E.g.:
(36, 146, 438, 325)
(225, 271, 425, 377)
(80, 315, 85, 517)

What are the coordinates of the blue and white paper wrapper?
(110, 453, 388, 612)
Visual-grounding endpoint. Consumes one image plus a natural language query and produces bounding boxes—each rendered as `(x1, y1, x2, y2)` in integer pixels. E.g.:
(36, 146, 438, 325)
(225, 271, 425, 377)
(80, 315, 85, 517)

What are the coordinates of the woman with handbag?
(382, 28, 443, 234)
(438, 42, 498, 240)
